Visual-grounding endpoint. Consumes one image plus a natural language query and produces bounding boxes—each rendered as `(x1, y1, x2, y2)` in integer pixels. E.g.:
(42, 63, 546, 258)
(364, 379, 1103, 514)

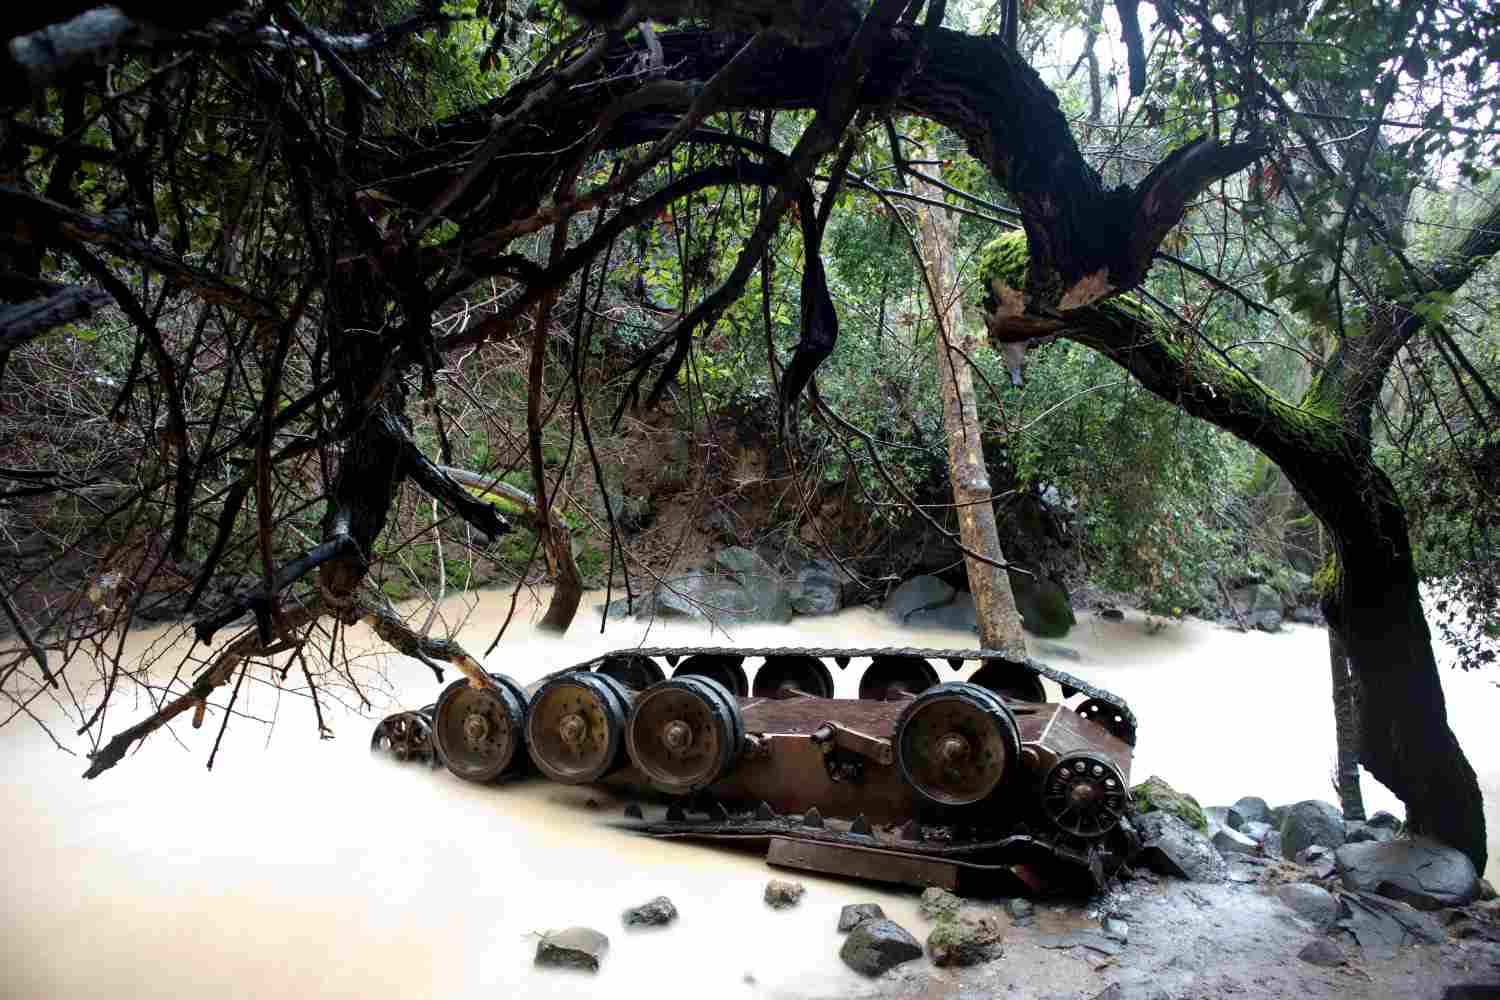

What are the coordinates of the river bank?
(1, 590, 1494, 998)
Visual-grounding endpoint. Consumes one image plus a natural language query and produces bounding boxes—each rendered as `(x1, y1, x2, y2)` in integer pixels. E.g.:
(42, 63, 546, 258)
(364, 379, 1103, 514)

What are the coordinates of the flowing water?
(2, 591, 1495, 999)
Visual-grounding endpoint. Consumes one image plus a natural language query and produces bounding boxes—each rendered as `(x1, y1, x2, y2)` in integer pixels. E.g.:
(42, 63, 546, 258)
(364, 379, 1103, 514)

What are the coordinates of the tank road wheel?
(969, 660, 1046, 704)
(894, 682, 1020, 807)
(673, 654, 749, 698)
(526, 672, 631, 784)
(1075, 698, 1137, 747)
(432, 676, 528, 783)
(858, 656, 940, 702)
(370, 711, 433, 763)
(625, 676, 744, 795)
(595, 654, 665, 691)
(752, 655, 834, 699)
(1041, 752, 1128, 837)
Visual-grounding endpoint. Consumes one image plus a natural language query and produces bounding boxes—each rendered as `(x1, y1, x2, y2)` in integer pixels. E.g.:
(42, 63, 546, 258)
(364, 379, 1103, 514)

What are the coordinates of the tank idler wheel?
(969, 660, 1047, 704)
(752, 655, 834, 699)
(1075, 698, 1137, 747)
(595, 654, 665, 691)
(858, 656, 940, 702)
(673, 654, 749, 698)
(625, 676, 744, 795)
(527, 671, 631, 784)
(432, 674, 528, 783)
(370, 711, 433, 763)
(894, 682, 1020, 807)
(1041, 752, 1128, 837)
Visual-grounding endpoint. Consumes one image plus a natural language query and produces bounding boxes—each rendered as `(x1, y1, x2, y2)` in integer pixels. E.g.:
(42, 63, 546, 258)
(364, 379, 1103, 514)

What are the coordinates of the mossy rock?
(1130, 775, 1208, 831)
(1007, 571, 1076, 638)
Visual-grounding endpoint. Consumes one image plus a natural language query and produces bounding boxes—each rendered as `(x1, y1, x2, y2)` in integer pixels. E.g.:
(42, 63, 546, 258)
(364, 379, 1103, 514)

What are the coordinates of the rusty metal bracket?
(809, 721, 894, 765)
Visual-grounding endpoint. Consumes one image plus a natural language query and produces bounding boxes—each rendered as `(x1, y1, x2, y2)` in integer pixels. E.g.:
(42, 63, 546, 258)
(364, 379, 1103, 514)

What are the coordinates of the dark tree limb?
(0, 282, 109, 349)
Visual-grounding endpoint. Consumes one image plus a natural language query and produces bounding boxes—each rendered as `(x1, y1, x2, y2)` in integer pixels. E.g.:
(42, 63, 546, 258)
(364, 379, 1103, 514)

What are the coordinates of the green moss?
(1312, 554, 1341, 599)
(1130, 775, 1208, 831)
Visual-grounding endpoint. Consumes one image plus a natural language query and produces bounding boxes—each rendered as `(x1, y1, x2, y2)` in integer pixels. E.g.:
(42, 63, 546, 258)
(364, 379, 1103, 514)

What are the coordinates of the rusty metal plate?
(766, 836, 959, 891)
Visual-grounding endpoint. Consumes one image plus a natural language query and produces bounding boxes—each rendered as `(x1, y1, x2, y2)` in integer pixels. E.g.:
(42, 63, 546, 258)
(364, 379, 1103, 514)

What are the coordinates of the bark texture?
(914, 175, 1027, 658)
(1328, 627, 1366, 821)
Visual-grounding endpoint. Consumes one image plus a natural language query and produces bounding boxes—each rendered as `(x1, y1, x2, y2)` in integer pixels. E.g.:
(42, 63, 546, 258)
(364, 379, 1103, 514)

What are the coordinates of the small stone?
(1006, 898, 1035, 920)
(920, 886, 963, 921)
(764, 879, 805, 908)
(1276, 882, 1340, 930)
(927, 915, 1004, 967)
(622, 896, 678, 927)
(1103, 917, 1129, 941)
(1297, 937, 1344, 967)
(838, 903, 886, 932)
(840, 918, 924, 976)
(535, 927, 609, 971)
(1098, 607, 1126, 621)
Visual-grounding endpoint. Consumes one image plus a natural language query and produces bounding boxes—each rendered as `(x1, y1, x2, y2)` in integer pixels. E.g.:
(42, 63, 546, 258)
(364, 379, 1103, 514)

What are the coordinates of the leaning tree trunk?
(914, 175, 1027, 658)
(1311, 461, 1483, 869)
(1327, 625, 1366, 821)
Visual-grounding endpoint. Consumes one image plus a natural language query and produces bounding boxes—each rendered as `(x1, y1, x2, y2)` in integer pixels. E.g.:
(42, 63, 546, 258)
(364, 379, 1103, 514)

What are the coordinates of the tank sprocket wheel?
(672, 654, 749, 697)
(1041, 752, 1128, 837)
(969, 660, 1046, 704)
(526, 671, 630, 784)
(752, 655, 834, 699)
(894, 681, 1020, 807)
(432, 675, 528, 783)
(859, 656, 940, 701)
(1075, 698, 1137, 746)
(370, 711, 434, 764)
(594, 654, 665, 691)
(625, 675, 744, 795)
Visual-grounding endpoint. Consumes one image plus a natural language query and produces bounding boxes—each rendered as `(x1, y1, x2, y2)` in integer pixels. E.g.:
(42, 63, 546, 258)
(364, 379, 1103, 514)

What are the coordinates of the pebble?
(535, 927, 609, 971)
(764, 879, 806, 909)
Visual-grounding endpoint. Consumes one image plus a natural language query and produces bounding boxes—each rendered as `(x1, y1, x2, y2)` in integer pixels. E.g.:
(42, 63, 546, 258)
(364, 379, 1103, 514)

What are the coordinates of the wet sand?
(1, 592, 1494, 999)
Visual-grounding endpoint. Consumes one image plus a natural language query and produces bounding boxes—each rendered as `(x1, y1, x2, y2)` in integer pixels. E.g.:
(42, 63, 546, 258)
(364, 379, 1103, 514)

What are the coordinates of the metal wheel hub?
(463, 712, 491, 748)
(661, 719, 694, 752)
(1042, 752, 1127, 838)
(894, 682, 1019, 807)
(558, 713, 587, 748)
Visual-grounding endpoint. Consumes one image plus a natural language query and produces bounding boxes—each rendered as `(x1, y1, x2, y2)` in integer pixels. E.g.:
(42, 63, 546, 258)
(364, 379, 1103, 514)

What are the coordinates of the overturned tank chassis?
(371, 647, 1138, 895)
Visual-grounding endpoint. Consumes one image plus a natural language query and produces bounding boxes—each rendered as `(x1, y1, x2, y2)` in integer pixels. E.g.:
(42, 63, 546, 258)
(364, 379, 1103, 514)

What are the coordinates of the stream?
(2, 590, 1494, 999)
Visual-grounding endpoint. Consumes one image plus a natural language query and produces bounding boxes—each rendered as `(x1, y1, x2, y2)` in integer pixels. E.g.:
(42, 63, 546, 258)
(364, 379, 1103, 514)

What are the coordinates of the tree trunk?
(914, 175, 1027, 658)
(1327, 626, 1365, 820)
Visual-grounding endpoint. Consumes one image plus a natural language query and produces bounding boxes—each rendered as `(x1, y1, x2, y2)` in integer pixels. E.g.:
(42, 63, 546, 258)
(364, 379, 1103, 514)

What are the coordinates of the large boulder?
(1131, 775, 1208, 831)
(908, 590, 979, 633)
(1276, 882, 1340, 930)
(1335, 837, 1481, 910)
(839, 919, 924, 976)
(1133, 811, 1227, 883)
(1336, 890, 1446, 960)
(791, 561, 842, 616)
(1008, 570, 1076, 638)
(1230, 583, 1283, 632)
(1280, 800, 1346, 860)
(1212, 826, 1258, 857)
(885, 575, 956, 624)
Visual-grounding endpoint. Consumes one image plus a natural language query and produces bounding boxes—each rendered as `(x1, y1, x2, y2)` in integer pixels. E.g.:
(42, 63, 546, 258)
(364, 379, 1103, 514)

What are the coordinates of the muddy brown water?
(2, 591, 1495, 999)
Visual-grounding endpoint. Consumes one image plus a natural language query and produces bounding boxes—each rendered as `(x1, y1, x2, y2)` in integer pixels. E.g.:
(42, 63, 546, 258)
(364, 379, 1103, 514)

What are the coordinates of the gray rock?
(908, 589, 979, 633)
(1090, 985, 1171, 1000)
(926, 914, 1004, 967)
(1345, 820, 1396, 844)
(1281, 800, 1347, 860)
(1297, 937, 1344, 967)
(714, 546, 775, 578)
(535, 927, 609, 971)
(1297, 844, 1335, 865)
(1006, 898, 1034, 920)
(1241, 820, 1272, 844)
(1263, 831, 1284, 859)
(885, 575, 956, 623)
(1212, 826, 1259, 857)
(840, 918, 924, 976)
(1037, 931, 1124, 957)
(791, 562, 842, 616)
(654, 573, 714, 619)
(764, 879, 805, 908)
(1336, 890, 1446, 959)
(1206, 805, 1246, 832)
(1133, 810, 1228, 883)
(1336, 836, 1481, 910)
(621, 896, 678, 927)
(1365, 810, 1403, 833)
(1009, 571, 1077, 637)
(1276, 883, 1340, 930)
(1290, 606, 1321, 625)
(838, 903, 886, 932)
(1231, 583, 1284, 632)
(920, 886, 963, 921)
(1097, 607, 1126, 621)
(1103, 917, 1129, 941)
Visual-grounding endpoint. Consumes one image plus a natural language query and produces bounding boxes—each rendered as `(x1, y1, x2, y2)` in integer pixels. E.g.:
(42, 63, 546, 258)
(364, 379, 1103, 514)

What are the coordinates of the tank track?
(562, 645, 1136, 742)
